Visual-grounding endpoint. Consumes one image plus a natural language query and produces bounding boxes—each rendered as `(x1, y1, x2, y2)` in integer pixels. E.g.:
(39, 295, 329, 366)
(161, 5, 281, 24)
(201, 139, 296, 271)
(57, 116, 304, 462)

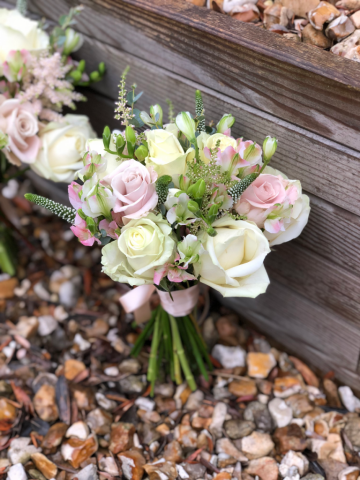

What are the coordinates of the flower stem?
(0, 240, 15, 276)
(169, 315, 196, 391)
(183, 316, 209, 381)
(187, 314, 213, 370)
(147, 309, 162, 383)
(130, 308, 157, 357)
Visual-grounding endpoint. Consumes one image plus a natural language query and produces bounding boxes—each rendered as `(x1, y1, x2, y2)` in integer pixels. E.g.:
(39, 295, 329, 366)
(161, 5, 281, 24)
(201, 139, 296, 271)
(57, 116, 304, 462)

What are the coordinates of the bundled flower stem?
(25, 80, 310, 390)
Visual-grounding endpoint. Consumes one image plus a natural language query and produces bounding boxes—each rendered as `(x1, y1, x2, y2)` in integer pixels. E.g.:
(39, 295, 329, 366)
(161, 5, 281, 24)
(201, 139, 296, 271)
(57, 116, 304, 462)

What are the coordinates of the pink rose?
(0, 96, 40, 165)
(240, 174, 286, 209)
(102, 160, 158, 223)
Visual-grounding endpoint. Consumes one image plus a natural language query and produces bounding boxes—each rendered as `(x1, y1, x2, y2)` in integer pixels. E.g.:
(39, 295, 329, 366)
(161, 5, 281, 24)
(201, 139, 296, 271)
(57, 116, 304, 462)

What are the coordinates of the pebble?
(247, 352, 276, 378)
(224, 419, 255, 439)
(8, 438, 41, 465)
(37, 315, 58, 336)
(269, 398, 293, 428)
(302, 23, 334, 47)
(240, 431, 275, 459)
(228, 378, 257, 397)
(66, 421, 90, 440)
(61, 433, 98, 469)
(59, 280, 80, 308)
(350, 10, 360, 28)
(33, 384, 58, 422)
(163, 440, 183, 463)
(183, 462, 207, 480)
(331, 29, 360, 55)
(343, 416, 360, 447)
(73, 333, 91, 351)
(273, 424, 308, 454)
(31, 453, 57, 480)
(211, 344, 246, 368)
(244, 401, 273, 431)
(119, 450, 146, 480)
(185, 390, 204, 410)
(216, 438, 248, 462)
(6, 463, 27, 480)
(41, 423, 68, 451)
(109, 422, 135, 454)
(280, 450, 309, 476)
(286, 393, 314, 418)
(210, 402, 228, 438)
(338, 386, 360, 412)
(308, 1, 340, 30)
(174, 425, 198, 448)
(325, 14, 355, 42)
(274, 376, 302, 398)
(76, 463, 99, 480)
(13, 316, 39, 338)
(119, 374, 147, 394)
(245, 456, 279, 480)
(64, 359, 86, 381)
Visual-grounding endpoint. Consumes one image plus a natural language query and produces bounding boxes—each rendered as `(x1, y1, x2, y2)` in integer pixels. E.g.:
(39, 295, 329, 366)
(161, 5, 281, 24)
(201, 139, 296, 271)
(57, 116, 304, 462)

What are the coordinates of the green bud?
(207, 227, 217, 237)
(63, 28, 83, 56)
(207, 203, 220, 224)
(140, 111, 153, 126)
(86, 216, 96, 235)
(125, 126, 136, 146)
(90, 71, 100, 82)
(150, 104, 163, 126)
(78, 59, 86, 73)
(187, 200, 201, 215)
(157, 175, 172, 185)
(135, 144, 148, 162)
(175, 111, 196, 143)
(77, 209, 87, 220)
(263, 136, 278, 162)
(179, 174, 191, 192)
(188, 179, 206, 199)
(216, 114, 235, 134)
(116, 134, 126, 155)
(103, 126, 111, 149)
(98, 62, 106, 75)
(69, 69, 82, 83)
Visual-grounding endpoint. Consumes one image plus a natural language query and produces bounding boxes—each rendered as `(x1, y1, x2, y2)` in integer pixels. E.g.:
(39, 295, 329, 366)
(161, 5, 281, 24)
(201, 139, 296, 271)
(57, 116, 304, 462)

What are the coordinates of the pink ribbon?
(119, 284, 199, 323)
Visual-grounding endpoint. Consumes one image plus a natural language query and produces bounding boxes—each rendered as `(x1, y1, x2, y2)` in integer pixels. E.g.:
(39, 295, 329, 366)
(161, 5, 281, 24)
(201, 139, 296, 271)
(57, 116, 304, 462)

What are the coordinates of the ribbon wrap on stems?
(119, 284, 199, 323)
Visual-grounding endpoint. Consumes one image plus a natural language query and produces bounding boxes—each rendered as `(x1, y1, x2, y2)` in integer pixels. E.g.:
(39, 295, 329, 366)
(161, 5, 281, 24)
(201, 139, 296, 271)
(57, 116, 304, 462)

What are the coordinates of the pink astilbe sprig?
(19, 52, 85, 120)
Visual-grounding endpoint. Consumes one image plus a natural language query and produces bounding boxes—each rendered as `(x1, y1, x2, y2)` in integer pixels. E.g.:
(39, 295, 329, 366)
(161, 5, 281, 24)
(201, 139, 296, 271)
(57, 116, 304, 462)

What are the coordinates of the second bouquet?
(26, 73, 310, 393)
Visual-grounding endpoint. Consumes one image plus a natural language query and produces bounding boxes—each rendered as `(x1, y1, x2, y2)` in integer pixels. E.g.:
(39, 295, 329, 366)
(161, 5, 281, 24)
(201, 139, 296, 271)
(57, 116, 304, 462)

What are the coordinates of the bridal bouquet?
(25, 72, 310, 393)
(0, 3, 105, 183)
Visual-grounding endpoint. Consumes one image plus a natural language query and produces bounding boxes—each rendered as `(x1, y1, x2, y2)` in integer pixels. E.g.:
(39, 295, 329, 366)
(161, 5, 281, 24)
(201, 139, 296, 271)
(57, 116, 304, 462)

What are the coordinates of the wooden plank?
(24, 0, 360, 151)
(266, 241, 360, 326)
(220, 281, 360, 389)
(63, 36, 360, 215)
(297, 194, 360, 276)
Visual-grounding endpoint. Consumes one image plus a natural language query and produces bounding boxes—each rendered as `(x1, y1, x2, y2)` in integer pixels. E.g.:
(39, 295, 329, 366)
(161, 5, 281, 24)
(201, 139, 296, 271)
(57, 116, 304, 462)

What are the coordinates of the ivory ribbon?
(119, 284, 199, 323)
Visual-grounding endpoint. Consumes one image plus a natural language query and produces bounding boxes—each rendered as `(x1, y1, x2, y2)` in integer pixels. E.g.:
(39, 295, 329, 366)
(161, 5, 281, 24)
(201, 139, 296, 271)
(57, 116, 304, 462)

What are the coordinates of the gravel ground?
(0, 195, 360, 480)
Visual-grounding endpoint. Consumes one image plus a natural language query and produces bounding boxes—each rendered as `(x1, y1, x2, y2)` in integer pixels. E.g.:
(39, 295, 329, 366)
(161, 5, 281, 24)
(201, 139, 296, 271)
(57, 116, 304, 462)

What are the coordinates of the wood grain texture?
(24, 0, 360, 152)
(221, 282, 360, 389)
(67, 37, 360, 215)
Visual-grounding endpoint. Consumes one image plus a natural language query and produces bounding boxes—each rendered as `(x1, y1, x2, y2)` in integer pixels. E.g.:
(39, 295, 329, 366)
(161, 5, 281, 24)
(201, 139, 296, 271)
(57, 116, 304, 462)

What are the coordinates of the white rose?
(0, 8, 49, 72)
(31, 114, 95, 183)
(194, 216, 270, 297)
(145, 129, 194, 177)
(197, 132, 237, 163)
(101, 213, 175, 286)
(265, 194, 310, 247)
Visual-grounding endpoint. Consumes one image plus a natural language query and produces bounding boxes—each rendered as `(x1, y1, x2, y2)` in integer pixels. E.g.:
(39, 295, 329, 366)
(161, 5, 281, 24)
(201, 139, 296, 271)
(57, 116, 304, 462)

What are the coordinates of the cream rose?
(0, 8, 49, 71)
(31, 114, 95, 183)
(194, 216, 270, 297)
(145, 129, 194, 177)
(197, 132, 237, 163)
(101, 213, 175, 286)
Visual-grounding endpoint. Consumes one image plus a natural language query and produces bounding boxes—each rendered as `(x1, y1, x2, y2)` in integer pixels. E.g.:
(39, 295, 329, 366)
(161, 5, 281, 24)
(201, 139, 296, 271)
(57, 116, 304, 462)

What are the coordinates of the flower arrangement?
(25, 70, 310, 393)
(0, 3, 105, 183)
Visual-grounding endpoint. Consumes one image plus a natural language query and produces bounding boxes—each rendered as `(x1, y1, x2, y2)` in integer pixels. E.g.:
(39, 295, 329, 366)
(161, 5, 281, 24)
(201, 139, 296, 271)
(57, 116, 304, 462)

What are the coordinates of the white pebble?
(211, 344, 246, 369)
(6, 463, 27, 480)
(135, 397, 155, 412)
(73, 333, 91, 351)
(38, 315, 58, 336)
(338, 386, 360, 412)
(269, 398, 293, 428)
